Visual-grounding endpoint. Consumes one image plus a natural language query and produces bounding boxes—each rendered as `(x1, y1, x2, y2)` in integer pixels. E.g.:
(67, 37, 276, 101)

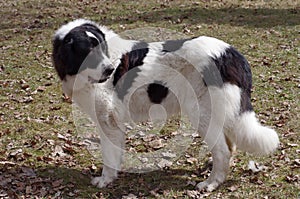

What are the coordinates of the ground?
(0, 0, 299, 198)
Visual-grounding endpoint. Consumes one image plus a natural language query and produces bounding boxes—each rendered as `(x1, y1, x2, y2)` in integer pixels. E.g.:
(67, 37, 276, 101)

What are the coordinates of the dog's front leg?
(91, 126, 125, 188)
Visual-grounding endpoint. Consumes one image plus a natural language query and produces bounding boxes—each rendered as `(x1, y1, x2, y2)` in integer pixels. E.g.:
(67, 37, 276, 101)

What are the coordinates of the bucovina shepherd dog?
(52, 19, 279, 191)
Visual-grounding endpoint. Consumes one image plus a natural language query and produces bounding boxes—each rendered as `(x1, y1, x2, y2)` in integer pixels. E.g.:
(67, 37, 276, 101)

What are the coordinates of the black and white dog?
(52, 19, 279, 191)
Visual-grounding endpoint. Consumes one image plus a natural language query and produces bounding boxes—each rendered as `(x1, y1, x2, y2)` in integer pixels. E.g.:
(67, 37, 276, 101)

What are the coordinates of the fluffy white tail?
(231, 111, 279, 155)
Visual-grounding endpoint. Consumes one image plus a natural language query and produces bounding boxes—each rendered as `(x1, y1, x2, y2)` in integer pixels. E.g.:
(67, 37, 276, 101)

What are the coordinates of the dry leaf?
(161, 152, 176, 159)
(52, 145, 67, 157)
(52, 179, 64, 188)
(157, 159, 173, 168)
(248, 161, 267, 173)
(186, 190, 200, 198)
(122, 193, 138, 199)
(37, 86, 46, 92)
(21, 167, 36, 177)
(9, 149, 22, 157)
(186, 157, 198, 165)
(149, 139, 164, 149)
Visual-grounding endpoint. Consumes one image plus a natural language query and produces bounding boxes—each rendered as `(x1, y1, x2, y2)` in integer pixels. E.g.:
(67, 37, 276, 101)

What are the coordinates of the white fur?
(55, 20, 279, 192)
(231, 111, 279, 155)
(86, 31, 99, 42)
(55, 19, 94, 40)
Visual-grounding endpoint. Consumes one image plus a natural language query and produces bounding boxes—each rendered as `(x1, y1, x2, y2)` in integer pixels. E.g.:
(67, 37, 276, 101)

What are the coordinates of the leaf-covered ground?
(0, 0, 299, 198)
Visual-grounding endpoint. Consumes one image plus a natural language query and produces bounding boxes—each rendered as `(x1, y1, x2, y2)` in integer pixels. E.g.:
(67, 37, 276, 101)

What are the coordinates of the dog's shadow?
(108, 168, 201, 195)
(103, 168, 237, 198)
(38, 166, 200, 198)
(35, 161, 237, 198)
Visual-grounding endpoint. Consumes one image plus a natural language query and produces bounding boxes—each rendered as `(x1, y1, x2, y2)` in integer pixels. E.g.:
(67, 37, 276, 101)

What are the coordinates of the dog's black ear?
(113, 53, 130, 86)
(52, 36, 66, 80)
(52, 36, 62, 56)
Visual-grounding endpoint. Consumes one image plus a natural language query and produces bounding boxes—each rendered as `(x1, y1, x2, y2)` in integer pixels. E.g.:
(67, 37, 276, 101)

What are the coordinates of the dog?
(52, 19, 279, 191)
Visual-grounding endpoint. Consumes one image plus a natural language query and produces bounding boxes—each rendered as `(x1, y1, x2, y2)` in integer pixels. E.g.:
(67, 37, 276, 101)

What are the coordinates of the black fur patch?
(204, 46, 253, 113)
(113, 42, 149, 100)
(162, 38, 192, 52)
(52, 23, 107, 80)
(147, 81, 169, 104)
(202, 63, 223, 87)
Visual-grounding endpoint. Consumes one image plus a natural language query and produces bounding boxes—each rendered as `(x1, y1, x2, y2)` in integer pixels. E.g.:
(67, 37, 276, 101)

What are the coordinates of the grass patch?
(0, 0, 299, 198)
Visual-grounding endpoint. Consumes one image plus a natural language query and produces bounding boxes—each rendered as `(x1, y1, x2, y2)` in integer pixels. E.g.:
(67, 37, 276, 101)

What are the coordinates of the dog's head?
(52, 19, 114, 84)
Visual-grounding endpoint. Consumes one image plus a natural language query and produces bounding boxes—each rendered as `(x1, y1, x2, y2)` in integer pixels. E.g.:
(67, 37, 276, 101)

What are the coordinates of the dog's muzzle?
(103, 67, 114, 77)
(89, 65, 114, 83)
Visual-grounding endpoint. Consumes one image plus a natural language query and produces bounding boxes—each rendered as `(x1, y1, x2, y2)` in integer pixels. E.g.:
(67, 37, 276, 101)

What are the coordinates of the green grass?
(0, 0, 299, 198)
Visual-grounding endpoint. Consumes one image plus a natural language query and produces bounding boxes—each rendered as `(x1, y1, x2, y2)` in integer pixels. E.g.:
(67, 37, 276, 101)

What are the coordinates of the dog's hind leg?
(196, 132, 231, 192)
(91, 126, 125, 188)
(193, 87, 232, 192)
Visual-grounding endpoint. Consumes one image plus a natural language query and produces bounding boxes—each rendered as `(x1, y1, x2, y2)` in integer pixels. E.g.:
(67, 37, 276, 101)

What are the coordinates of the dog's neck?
(98, 27, 137, 66)
(62, 75, 112, 122)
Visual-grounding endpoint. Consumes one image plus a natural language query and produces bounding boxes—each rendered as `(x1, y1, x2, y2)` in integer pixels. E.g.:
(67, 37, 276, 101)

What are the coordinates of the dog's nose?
(103, 66, 114, 76)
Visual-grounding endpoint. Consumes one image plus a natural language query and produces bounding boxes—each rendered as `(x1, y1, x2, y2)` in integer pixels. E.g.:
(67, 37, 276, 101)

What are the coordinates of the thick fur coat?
(52, 19, 279, 191)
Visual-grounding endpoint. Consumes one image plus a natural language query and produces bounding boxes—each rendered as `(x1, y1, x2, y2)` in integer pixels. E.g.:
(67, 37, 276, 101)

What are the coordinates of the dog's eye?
(90, 37, 99, 47)
(64, 37, 73, 45)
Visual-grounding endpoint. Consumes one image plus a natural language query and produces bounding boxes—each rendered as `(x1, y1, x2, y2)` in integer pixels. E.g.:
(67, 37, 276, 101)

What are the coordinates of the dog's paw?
(91, 176, 114, 188)
(196, 180, 220, 192)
